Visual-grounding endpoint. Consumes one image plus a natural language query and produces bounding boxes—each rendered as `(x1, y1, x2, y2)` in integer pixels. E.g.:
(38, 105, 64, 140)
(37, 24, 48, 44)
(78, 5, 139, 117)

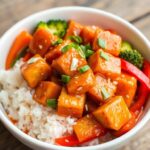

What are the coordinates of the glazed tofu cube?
(33, 81, 62, 105)
(52, 48, 87, 77)
(88, 74, 117, 103)
(64, 20, 83, 39)
(93, 30, 121, 56)
(45, 40, 71, 64)
(57, 88, 85, 118)
(21, 54, 51, 88)
(93, 96, 131, 130)
(88, 50, 121, 78)
(29, 28, 57, 56)
(67, 69, 95, 95)
(115, 73, 137, 107)
(80, 26, 98, 44)
(73, 115, 106, 142)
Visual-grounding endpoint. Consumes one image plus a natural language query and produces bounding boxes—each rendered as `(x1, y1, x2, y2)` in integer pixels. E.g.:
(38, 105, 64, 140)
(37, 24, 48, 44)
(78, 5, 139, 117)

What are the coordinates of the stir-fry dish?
(2, 19, 150, 146)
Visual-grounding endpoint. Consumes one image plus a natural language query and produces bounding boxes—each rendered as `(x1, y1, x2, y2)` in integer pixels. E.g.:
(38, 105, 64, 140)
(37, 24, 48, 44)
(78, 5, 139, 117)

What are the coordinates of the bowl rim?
(0, 6, 150, 150)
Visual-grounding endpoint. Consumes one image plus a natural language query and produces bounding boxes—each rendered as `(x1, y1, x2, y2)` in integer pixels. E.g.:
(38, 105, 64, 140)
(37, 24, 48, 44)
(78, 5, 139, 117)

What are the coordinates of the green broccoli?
(119, 41, 144, 69)
(36, 21, 49, 30)
(47, 20, 68, 38)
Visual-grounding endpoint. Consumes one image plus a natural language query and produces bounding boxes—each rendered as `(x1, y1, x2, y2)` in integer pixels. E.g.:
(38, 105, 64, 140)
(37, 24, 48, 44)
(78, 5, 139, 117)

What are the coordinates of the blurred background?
(0, 0, 150, 150)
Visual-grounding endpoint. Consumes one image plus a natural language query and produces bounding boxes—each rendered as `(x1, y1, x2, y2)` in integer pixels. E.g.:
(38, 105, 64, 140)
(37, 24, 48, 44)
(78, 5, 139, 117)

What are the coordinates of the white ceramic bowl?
(0, 6, 150, 150)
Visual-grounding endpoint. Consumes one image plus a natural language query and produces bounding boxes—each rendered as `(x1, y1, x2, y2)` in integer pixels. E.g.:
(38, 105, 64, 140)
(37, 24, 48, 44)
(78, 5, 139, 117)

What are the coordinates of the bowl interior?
(0, 7, 150, 150)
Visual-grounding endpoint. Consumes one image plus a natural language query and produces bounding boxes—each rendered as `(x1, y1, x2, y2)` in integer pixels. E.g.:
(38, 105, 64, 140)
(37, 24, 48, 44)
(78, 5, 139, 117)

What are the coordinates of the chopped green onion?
(100, 51, 109, 61)
(70, 58, 78, 71)
(98, 38, 106, 49)
(77, 47, 86, 59)
(85, 49, 94, 58)
(101, 87, 110, 100)
(61, 75, 71, 83)
(52, 39, 63, 46)
(61, 45, 71, 53)
(46, 99, 57, 108)
(27, 57, 40, 64)
(78, 65, 90, 73)
(69, 35, 83, 44)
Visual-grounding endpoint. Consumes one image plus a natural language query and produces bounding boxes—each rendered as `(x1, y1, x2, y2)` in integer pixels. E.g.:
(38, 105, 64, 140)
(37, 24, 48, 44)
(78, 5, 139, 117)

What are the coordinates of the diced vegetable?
(29, 28, 57, 56)
(67, 69, 95, 95)
(36, 21, 49, 30)
(73, 115, 107, 142)
(51, 39, 63, 46)
(5, 31, 32, 70)
(21, 54, 51, 88)
(45, 40, 71, 64)
(121, 59, 150, 90)
(65, 20, 83, 39)
(100, 51, 109, 61)
(88, 74, 117, 103)
(93, 96, 131, 130)
(46, 99, 57, 108)
(85, 49, 94, 58)
(47, 20, 68, 38)
(23, 52, 33, 62)
(52, 48, 87, 77)
(88, 50, 121, 78)
(115, 73, 137, 107)
(80, 26, 97, 44)
(61, 75, 70, 83)
(120, 41, 144, 69)
(69, 35, 83, 44)
(93, 30, 121, 56)
(78, 65, 90, 73)
(57, 88, 85, 118)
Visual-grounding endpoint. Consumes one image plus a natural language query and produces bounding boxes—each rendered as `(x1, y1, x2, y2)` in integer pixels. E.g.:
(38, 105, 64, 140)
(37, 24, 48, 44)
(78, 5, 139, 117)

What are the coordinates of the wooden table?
(0, 0, 150, 149)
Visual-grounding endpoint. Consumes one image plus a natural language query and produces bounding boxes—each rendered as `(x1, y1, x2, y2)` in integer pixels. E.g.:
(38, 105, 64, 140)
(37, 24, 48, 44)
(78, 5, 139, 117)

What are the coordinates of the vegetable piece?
(36, 21, 49, 30)
(55, 134, 80, 146)
(78, 65, 90, 73)
(33, 81, 61, 105)
(69, 35, 83, 44)
(121, 59, 150, 90)
(52, 48, 87, 77)
(93, 96, 132, 130)
(5, 31, 32, 70)
(64, 20, 83, 39)
(47, 20, 68, 38)
(21, 54, 51, 88)
(101, 87, 110, 100)
(45, 40, 71, 64)
(57, 88, 85, 118)
(52, 39, 63, 46)
(120, 41, 144, 69)
(80, 26, 98, 44)
(115, 73, 137, 107)
(23, 52, 33, 62)
(85, 49, 94, 58)
(46, 99, 57, 108)
(88, 49, 121, 78)
(73, 115, 107, 142)
(130, 60, 150, 112)
(67, 69, 95, 95)
(61, 75, 70, 83)
(93, 30, 121, 56)
(88, 74, 117, 103)
(100, 51, 109, 61)
(29, 28, 57, 56)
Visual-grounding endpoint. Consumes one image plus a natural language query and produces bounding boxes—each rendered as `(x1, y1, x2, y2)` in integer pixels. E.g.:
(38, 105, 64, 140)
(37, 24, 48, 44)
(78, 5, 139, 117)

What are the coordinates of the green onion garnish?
(100, 51, 109, 61)
(61, 75, 71, 83)
(46, 99, 57, 108)
(61, 45, 71, 53)
(101, 87, 110, 100)
(52, 39, 63, 46)
(69, 35, 83, 44)
(78, 65, 90, 73)
(98, 38, 106, 49)
(86, 49, 94, 58)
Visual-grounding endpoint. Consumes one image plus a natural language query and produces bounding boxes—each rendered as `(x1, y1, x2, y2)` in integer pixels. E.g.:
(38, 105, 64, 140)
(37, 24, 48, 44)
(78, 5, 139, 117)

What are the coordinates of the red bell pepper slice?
(121, 59, 150, 90)
(22, 52, 33, 62)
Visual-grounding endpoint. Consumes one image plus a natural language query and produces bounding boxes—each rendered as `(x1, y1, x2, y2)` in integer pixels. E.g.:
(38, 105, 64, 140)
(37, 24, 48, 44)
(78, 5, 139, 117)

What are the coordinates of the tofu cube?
(67, 69, 95, 95)
(29, 28, 57, 56)
(93, 96, 131, 130)
(57, 88, 85, 118)
(33, 81, 62, 105)
(21, 54, 51, 88)
(52, 48, 87, 77)
(115, 73, 137, 107)
(73, 115, 106, 142)
(88, 74, 117, 103)
(88, 49, 121, 78)
(93, 30, 121, 56)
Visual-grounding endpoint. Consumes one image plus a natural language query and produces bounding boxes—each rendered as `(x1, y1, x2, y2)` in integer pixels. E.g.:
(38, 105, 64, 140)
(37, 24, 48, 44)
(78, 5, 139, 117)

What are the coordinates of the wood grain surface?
(0, 0, 150, 150)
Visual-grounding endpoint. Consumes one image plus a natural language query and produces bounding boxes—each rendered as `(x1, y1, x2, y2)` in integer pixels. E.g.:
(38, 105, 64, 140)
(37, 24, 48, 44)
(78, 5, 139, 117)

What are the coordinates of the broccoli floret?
(120, 41, 144, 69)
(36, 21, 49, 30)
(47, 20, 68, 38)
